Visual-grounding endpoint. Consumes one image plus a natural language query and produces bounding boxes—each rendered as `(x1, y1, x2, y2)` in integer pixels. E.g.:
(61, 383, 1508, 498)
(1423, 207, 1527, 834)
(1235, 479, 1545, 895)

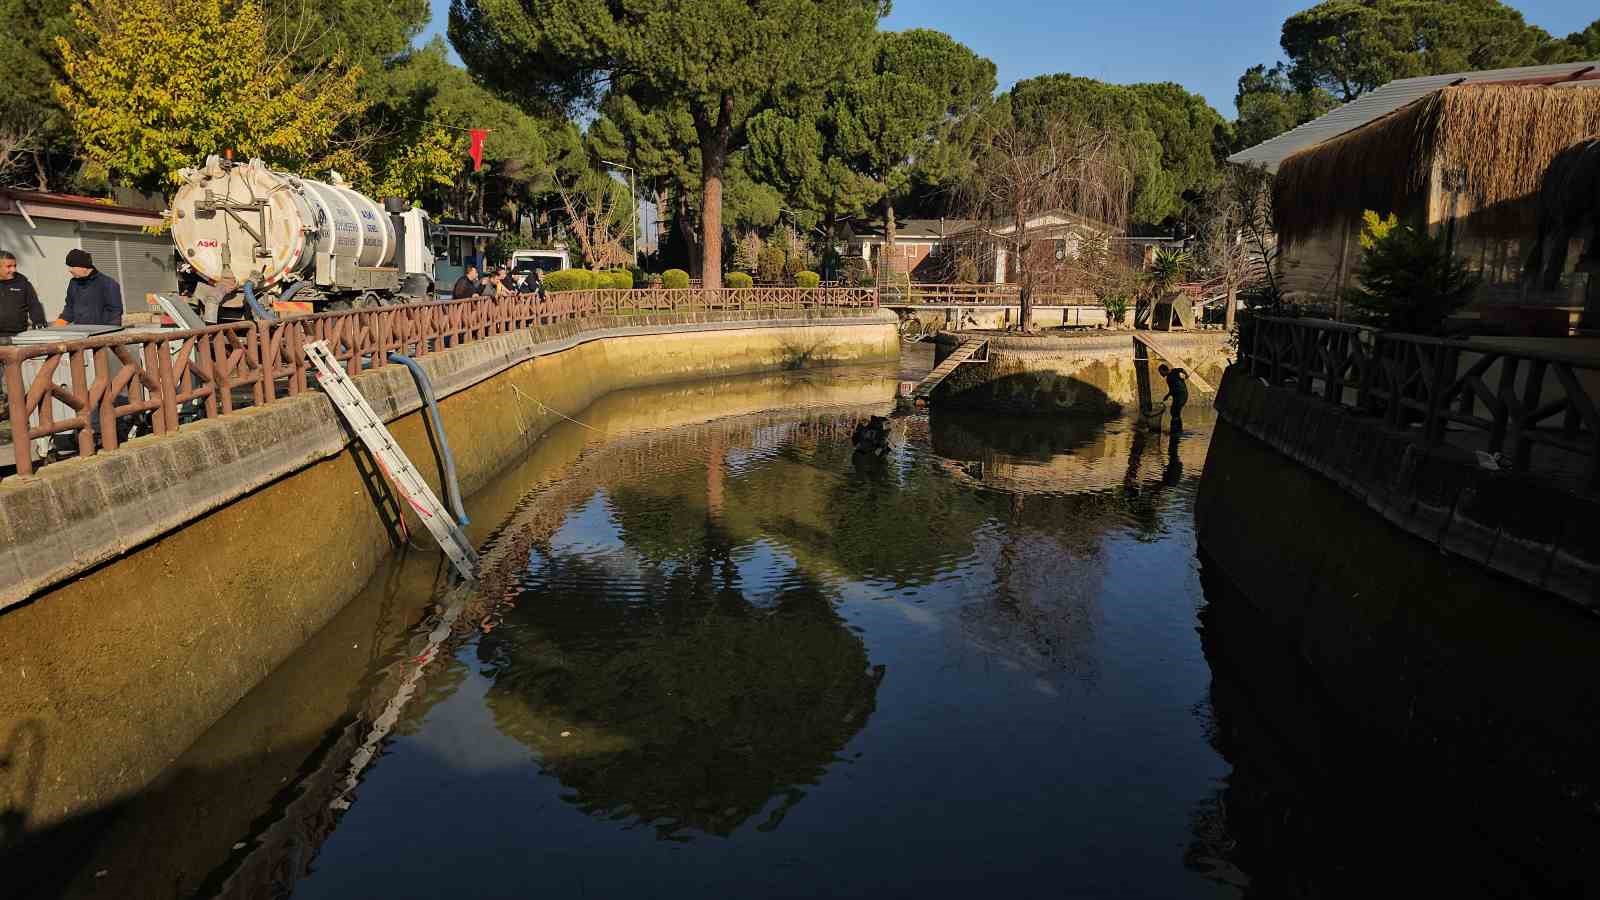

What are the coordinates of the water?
(34, 362, 1532, 898)
(285, 374, 1233, 899)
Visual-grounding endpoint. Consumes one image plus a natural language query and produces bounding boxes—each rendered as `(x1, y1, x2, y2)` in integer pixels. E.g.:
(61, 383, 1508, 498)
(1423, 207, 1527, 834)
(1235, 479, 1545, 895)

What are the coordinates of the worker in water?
(451, 264, 479, 299)
(1158, 363, 1188, 429)
(55, 248, 122, 326)
(0, 250, 47, 339)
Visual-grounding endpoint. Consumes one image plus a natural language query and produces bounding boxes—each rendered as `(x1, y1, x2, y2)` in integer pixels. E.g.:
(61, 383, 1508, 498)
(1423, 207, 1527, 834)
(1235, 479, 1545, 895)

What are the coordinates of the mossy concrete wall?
(0, 309, 897, 841)
(930, 330, 1229, 413)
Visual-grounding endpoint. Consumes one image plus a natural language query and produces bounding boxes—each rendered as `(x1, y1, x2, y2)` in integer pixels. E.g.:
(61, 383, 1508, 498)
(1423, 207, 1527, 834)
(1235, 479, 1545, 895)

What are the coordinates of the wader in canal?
(1159, 364, 1188, 429)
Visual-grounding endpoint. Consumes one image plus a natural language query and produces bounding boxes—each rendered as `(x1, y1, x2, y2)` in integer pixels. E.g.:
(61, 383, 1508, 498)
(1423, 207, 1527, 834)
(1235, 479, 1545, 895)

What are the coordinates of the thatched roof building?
(1231, 62, 1600, 334)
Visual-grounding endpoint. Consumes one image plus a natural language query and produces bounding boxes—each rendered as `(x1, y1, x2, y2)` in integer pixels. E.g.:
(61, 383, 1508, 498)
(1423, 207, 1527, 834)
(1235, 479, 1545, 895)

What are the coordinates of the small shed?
(1230, 61, 1600, 334)
(0, 189, 174, 320)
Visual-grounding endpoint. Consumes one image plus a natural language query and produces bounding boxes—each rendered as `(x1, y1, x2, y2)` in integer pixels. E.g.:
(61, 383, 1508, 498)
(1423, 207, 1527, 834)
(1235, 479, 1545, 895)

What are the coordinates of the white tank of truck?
(170, 155, 434, 313)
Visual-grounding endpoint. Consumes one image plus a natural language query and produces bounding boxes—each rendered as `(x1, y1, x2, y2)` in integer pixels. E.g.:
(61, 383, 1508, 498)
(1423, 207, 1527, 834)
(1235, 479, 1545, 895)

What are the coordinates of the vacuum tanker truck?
(170, 155, 437, 320)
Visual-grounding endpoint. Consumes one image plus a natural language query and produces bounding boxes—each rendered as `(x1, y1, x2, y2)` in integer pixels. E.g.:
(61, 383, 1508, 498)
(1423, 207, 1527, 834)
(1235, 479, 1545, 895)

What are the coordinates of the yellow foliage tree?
(55, 0, 362, 193)
(1358, 210, 1400, 250)
(323, 127, 466, 204)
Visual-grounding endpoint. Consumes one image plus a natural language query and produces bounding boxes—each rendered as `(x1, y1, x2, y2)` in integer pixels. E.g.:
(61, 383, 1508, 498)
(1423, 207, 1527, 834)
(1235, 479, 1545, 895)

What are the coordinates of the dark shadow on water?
(1191, 555, 1600, 897)
(0, 550, 456, 900)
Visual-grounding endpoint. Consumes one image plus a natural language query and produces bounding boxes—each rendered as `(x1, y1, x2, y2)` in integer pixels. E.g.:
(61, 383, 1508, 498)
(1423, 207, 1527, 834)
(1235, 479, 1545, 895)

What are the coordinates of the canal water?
(34, 358, 1556, 898)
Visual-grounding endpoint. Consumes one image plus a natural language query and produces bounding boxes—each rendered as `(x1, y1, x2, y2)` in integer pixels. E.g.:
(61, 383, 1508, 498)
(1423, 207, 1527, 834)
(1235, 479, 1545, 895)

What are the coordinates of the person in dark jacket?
(57, 248, 123, 326)
(1158, 363, 1188, 429)
(0, 251, 47, 337)
(450, 265, 479, 299)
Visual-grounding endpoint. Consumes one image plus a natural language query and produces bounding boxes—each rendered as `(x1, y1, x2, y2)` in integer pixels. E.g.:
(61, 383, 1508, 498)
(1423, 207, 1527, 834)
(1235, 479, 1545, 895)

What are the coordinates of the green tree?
(832, 29, 995, 260)
(1566, 20, 1600, 58)
(1345, 218, 1479, 332)
(0, 0, 76, 188)
(1004, 74, 1221, 226)
(358, 40, 555, 218)
(744, 96, 879, 255)
(55, 0, 361, 193)
(1231, 63, 1337, 150)
(449, 0, 885, 288)
(1281, 0, 1580, 102)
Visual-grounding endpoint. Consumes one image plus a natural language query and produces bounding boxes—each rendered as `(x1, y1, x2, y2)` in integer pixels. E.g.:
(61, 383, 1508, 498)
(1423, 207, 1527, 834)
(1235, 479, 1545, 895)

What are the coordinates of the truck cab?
(509, 248, 569, 280)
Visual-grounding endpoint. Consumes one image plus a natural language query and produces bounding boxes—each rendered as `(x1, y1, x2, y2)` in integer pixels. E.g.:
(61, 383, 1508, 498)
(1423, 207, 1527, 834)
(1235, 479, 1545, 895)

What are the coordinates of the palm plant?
(1138, 247, 1190, 326)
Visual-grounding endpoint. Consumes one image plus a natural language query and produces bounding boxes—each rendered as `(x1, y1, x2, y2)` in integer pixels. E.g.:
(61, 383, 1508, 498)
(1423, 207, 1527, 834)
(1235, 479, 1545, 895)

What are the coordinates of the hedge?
(543, 269, 594, 292)
(661, 269, 690, 289)
(794, 271, 820, 289)
(725, 271, 753, 288)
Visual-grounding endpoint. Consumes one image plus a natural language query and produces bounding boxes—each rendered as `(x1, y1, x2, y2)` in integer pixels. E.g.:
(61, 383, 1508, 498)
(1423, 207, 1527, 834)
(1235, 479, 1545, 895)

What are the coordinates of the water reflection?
(32, 365, 1246, 899)
(480, 556, 882, 839)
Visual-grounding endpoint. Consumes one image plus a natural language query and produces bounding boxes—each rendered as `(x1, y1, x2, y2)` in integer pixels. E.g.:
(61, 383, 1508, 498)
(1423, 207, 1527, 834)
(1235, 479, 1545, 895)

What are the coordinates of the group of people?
(450, 264, 542, 300)
(0, 248, 124, 340)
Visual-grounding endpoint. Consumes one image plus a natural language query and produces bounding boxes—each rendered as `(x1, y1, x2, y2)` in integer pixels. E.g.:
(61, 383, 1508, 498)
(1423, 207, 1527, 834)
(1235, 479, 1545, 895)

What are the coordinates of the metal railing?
(0, 286, 878, 477)
(1244, 316, 1600, 491)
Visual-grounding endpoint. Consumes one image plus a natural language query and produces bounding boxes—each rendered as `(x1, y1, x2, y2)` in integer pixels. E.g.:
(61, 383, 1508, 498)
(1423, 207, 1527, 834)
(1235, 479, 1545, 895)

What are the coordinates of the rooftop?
(1228, 60, 1600, 172)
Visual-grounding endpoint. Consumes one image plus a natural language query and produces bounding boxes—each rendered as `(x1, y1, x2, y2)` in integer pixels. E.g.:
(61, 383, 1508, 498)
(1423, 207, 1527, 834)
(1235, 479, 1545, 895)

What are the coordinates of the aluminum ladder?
(305, 341, 478, 579)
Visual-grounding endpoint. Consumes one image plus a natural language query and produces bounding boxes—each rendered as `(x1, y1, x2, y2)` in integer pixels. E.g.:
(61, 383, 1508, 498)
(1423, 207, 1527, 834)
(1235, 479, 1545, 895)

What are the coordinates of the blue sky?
(420, 0, 1596, 118)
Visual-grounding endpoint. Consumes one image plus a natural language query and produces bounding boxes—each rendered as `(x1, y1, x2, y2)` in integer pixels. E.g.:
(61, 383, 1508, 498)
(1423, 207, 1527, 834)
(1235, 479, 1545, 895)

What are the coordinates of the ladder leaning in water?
(304, 341, 479, 580)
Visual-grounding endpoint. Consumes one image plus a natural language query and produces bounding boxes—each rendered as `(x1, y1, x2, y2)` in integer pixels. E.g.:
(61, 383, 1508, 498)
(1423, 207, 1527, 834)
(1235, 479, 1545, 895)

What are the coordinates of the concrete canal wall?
(931, 330, 1230, 413)
(1196, 368, 1600, 884)
(0, 308, 898, 839)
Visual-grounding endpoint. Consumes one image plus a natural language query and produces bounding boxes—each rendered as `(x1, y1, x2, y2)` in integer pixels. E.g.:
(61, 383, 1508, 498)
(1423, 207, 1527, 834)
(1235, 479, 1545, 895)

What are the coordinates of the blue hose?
(279, 280, 308, 303)
(242, 281, 278, 321)
(387, 353, 469, 526)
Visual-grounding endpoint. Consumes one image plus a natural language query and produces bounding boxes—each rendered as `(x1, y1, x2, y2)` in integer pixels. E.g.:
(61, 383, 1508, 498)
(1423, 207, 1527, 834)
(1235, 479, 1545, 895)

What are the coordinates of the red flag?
(468, 129, 488, 172)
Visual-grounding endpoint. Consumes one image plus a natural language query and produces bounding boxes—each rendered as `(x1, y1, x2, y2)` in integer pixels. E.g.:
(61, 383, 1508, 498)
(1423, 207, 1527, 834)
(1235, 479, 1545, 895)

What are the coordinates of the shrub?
(794, 271, 820, 289)
(756, 244, 786, 282)
(599, 270, 631, 290)
(543, 269, 594, 292)
(1345, 214, 1478, 333)
(662, 268, 690, 289)
(726, 271, 754, 288)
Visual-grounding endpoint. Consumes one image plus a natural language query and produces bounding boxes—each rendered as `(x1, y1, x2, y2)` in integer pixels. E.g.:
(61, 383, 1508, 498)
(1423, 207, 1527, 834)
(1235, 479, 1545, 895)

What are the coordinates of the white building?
(0, 189, 174, 320)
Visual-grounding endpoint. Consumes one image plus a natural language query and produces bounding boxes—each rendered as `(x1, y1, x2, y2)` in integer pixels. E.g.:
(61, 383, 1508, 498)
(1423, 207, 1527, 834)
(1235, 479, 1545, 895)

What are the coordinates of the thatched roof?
(1273, 83, 1600, 245)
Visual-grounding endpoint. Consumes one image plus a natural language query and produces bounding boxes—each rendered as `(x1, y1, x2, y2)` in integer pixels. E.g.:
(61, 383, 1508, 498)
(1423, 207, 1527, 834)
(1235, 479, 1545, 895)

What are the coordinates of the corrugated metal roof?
(1227, 60, 1600, 171)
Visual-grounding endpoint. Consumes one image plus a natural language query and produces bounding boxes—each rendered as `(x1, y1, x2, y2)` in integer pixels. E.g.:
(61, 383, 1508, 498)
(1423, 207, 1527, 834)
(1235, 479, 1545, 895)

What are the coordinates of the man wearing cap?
(56, 248, 123, 327)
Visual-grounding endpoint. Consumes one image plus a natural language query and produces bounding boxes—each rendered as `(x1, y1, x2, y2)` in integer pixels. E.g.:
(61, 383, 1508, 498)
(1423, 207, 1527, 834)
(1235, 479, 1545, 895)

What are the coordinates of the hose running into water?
(387, 353, 469, 526)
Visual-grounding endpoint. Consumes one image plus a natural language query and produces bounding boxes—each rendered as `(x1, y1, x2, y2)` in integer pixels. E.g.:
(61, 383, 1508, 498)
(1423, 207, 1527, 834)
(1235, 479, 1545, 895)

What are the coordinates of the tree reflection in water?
(478, 527, 883, 840)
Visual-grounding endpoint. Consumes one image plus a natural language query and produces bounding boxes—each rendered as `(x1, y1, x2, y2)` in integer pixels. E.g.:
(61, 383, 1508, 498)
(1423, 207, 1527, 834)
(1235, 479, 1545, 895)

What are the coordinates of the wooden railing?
(0, 286, 878, 478)
(1244, 316, 1600, 491)
(884, 283, 1100, 305)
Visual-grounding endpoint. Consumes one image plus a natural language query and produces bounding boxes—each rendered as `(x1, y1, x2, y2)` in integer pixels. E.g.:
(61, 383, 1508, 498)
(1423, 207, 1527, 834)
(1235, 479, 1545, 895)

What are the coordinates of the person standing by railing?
(55, 249, 122, 327)
(0, 251, 48, 339)
(451, 265, 480, 299)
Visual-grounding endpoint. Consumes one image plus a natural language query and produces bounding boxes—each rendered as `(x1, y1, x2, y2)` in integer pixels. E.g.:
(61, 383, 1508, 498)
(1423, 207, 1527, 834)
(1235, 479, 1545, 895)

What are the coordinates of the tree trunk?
(673, 190, 701, 275)
(883, 196, 897, 286)
(1225, 285, 1237, 332)
(824, 194, 838, 281)
(697, 94, 735, 291)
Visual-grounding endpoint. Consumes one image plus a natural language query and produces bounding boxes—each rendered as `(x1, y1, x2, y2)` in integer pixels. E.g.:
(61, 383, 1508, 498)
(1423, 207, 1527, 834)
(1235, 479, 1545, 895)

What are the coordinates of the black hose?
(242, 281, 278, 321)
(387, 353, 469, 526)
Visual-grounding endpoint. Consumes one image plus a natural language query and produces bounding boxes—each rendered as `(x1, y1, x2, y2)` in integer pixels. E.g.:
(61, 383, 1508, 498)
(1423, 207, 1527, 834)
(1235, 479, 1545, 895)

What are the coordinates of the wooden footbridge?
(905, 337, 989, 405)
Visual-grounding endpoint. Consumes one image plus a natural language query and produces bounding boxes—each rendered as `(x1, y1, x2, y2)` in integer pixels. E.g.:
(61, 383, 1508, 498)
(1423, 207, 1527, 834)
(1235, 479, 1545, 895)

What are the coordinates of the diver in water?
(852, 415, 892, 458)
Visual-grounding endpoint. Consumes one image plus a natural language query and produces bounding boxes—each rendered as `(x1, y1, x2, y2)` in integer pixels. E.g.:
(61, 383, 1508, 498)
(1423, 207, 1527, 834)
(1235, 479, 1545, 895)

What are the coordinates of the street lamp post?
(600, 159, 639, 270)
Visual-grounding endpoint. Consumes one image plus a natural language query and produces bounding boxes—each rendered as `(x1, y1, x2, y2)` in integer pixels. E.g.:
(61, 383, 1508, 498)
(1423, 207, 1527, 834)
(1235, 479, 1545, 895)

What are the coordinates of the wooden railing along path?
(0, 286, 878, 478)
(1244, 316, 1600, 491)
